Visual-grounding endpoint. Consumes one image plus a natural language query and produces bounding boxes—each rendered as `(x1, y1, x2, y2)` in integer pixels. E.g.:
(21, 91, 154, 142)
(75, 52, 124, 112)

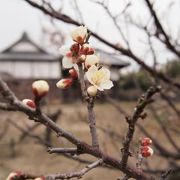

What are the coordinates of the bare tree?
(1, 0, 180, 179)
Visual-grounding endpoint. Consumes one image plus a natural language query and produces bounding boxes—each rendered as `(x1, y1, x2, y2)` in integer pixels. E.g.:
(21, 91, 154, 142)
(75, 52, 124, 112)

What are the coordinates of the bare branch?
(47, 147, 78, 155)
(45, 159, 103, 179)
(121, 86, 161, 167)
(0, 78, 155, 179)
(144, 0, 180, 58)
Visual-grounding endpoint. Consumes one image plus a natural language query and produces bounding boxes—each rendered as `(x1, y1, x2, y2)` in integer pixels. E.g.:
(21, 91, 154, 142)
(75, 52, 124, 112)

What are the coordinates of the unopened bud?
(6, 171, 22, 180)
(140, 137, 152, 146)
(70, 43, 80, 55)
(32, 80, 49, 98)
(81, 44, 94, 55)
(140, 146, 154, 158)
(69, 69, 78, 79)
(56, 78, 73, 89)
(22, 99, 36, 109)
(85, 55, 99, 68)
(79, 55, 86, 62)
(87, 86, 97, 97)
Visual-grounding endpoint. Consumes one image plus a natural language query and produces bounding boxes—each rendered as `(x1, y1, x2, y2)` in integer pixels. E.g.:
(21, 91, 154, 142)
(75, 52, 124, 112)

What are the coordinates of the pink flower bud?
(140, 146, 154, 158)
(22, 99, 36, 109)
(140, 137, 152, 146)
(69, 69, 78, 80)
(32, 80, 49, 98)
(81, 44, 94, 55)
(87, 86, 97, 97)
(56, 78, 73, 89)
(6, 171, 22, 180)
(70, 43, 80, 55)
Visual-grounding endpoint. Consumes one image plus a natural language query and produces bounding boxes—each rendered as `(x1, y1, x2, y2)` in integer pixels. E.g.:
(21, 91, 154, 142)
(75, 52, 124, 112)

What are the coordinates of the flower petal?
(62, 56, 74, 69)
(85, 65, 98, 84)
(100, 67, 111, 80)
(99, 80, 113, 90)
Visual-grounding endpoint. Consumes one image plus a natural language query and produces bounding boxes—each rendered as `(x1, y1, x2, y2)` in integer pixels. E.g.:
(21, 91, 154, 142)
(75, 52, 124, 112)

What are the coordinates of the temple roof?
(0, 32, 130, 68)
(0, 32, 58, 62)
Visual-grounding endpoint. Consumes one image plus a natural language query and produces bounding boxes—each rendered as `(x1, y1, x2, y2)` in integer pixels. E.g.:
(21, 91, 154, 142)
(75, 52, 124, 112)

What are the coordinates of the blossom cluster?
(56, 25, 113, 97)
(139, 137, 153, 158)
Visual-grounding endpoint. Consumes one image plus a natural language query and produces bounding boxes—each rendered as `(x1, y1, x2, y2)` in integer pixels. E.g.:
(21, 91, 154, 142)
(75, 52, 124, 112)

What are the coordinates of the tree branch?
(121, 86, 161, 167)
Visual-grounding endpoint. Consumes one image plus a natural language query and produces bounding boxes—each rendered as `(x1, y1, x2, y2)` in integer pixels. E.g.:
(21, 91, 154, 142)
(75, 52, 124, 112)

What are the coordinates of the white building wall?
(0, 61, 61, 78)
(0, 62, 12, 75)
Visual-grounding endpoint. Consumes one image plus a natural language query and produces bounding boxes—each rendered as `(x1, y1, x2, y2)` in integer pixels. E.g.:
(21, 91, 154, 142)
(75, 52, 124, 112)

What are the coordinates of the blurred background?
(0, 0, 180, 179)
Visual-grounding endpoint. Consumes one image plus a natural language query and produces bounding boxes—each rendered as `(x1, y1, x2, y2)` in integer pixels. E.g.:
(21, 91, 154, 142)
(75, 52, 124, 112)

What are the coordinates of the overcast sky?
(0, 0, 179, 70)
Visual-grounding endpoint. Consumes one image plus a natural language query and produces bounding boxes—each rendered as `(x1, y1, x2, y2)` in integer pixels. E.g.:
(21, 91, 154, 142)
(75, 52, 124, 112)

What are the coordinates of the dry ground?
(0, 100, 179, 179)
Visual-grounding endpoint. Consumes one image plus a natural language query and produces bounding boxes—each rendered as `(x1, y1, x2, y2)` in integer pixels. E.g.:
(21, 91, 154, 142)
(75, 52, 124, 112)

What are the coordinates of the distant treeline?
(118, 59, 180, 91)
(107, 60, 180, 100)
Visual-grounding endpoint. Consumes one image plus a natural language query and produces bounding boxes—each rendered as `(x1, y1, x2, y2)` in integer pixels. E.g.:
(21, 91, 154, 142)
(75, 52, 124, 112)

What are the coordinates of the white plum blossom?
(71, 26, 88, 44)
(59, 45, 80, 70)
(59, 45, 74, 69)
(85, 65, 113, 91)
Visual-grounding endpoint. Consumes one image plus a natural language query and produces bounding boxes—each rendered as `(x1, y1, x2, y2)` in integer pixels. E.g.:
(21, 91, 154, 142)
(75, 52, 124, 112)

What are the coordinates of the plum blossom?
(59, 45, 80, 70)
(59, 45, 75, 69)
(71, 26, 88, 44)
(85, 65, 113, 91)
